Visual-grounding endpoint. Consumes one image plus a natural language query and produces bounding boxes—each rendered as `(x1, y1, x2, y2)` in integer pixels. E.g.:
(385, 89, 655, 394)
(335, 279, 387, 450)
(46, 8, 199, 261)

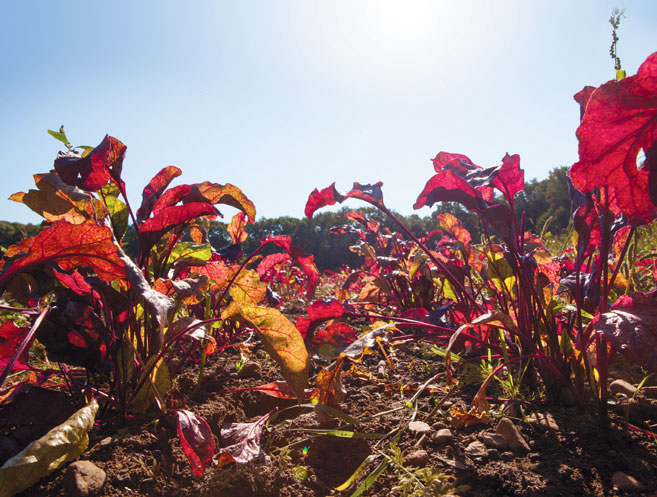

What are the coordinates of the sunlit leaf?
(223, 302, 308, 400)
(54, 135, 126, 191)
(570, 52, 657, 225)
(0, 399, 98, 497)
(227, 212, 248, 244)
(175, 409, 216, 477)
(136, 166, 182, 223)
(0, 322, 31, 371)
(213, 411, 271, 467)
(0, 221, 125, 290)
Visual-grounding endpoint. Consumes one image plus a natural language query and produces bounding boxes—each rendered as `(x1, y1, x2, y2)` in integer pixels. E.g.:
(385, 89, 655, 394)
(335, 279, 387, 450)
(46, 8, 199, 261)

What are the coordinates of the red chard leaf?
(175, 409, 216, 477)
(54, 135, 126, 191)
(305, 183, 342, 218)
(214, 412, 272, 467)
(574, 85, 597, 120)
(136, 166, 182, 223)
(0, 322, 32, 371)
(0, 220, 125, 290)
(414, 170, 487, 211)
(228, 212, 248, 244)
(570, 51, 657, 225)
(257, 253, 292, 279)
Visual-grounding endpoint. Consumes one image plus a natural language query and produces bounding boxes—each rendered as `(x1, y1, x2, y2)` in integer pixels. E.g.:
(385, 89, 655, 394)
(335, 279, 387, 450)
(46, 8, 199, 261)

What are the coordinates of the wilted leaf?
(129, 358, 171, 413)
(591, 292, 657, 372)
(245, 381, 319, 401)
(9, 173, 104, 224)
(214, 412, 271, 467)
(0, 398, 98, 497)
(175, 410, 216, 477)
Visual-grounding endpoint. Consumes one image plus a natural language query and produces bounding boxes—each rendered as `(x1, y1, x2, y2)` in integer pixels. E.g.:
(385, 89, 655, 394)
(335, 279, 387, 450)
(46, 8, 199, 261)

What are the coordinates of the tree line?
(1, 167, 569, 272)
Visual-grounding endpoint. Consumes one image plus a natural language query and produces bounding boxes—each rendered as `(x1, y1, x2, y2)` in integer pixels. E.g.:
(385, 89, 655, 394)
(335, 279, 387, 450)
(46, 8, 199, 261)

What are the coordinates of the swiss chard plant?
(0, 130, 316, 476)
(305, 51, 657, 419)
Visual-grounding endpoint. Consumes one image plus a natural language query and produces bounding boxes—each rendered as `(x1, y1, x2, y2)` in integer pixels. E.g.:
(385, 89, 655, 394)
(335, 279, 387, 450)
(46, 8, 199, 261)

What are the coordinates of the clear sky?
(1, 1, 656, 225)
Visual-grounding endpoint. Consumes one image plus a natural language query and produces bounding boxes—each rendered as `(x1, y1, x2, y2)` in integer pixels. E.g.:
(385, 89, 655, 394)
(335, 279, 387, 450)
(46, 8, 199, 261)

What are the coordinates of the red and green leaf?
(175, 409, 216, 477)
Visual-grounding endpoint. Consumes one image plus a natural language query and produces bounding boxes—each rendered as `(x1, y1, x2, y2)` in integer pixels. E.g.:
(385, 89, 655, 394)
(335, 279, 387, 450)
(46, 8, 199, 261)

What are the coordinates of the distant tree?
(0, 221, 42, 255)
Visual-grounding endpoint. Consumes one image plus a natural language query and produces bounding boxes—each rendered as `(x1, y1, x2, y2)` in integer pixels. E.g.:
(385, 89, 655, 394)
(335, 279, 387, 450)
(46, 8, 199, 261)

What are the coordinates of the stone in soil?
(63, 460, 107, 497)
(526, 412, 559, 431)
(432, 428, 453, 445)
(496, 418, 530, 453)
(405, 449, 430, 467)
(408, 421, 432, 435)
(610, 379, 637, 397)
(465, 441, 488, 458)
(611, 471, 644, 492)
(480, 432, 508, 450)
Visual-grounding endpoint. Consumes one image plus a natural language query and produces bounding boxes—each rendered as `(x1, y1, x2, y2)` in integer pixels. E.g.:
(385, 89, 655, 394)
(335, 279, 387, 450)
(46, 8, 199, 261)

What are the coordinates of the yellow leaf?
(0, 399, 99, 497)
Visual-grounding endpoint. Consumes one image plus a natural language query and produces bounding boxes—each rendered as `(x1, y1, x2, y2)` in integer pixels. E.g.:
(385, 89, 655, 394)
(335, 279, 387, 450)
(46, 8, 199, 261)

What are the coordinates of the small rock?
(611, 472, 644, 492)
(465, 441, 488, 458)
(377, 360, 387, 376)
(405, 449, 430, 467)
(99, 437, 113, 447)
(527, 412, 559, 431)
(501, 451, 514, 461)
(432, 421, 448, 430)
(480, 432, 508, 450)
(432, 428, 453, 445)
(496, 418, 530, 453)
(487, 449, 501, 460)
(504, 402, 521, 418)
(63, 461, 107, 497)
(610, 379, 637, 397)
(408, 421, 432, 435)
(237, 361, 261, 378)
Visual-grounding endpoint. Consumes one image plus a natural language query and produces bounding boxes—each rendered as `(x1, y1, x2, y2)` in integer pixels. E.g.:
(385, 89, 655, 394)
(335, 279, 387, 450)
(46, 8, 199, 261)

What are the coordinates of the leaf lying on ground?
(175, 409, 216, 477)
(0, 398, 98, 497)
(213, 411, 272, 467)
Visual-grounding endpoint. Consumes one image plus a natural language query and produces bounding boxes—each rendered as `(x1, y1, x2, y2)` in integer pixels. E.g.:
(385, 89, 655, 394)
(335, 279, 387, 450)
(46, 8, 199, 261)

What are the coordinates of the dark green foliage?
(514, 166, 570, 234)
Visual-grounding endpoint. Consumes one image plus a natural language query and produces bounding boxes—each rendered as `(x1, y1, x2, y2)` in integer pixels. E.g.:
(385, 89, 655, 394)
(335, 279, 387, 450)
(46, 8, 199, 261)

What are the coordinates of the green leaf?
(0, 399, 99, 497)
(47, 128, 70, 148)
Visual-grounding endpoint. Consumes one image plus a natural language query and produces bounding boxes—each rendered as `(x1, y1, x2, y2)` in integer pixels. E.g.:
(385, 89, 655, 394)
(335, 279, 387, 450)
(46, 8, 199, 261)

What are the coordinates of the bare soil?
(3, 337, 657, 497)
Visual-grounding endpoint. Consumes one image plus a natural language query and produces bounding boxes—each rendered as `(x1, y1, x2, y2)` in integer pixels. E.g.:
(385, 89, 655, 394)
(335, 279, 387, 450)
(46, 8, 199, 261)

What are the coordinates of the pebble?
(496, 418, 530, 453)
(480, 432, 508, 450)
(487, 449, 501, 460)
(237, 361, 261, 378)
(432, 428, 453, 445)
(611, 471, 644, 492)
(526, 412, 559, 431)
(99, 437, 114, 447)
(464, 441, 488, 458)
(501, 451, 514, 461)
(408, 421, 432, 435)
(405, 449, 430, 467)
(610, 379, 637, 397)
(377, 360, 387, 377)
(63, 461, 107, 497)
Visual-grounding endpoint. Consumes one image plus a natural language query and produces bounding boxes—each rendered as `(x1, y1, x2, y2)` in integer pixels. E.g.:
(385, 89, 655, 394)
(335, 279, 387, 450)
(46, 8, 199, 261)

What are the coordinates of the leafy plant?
(305, 51, 657, 419)
(0, 130, 317, 477)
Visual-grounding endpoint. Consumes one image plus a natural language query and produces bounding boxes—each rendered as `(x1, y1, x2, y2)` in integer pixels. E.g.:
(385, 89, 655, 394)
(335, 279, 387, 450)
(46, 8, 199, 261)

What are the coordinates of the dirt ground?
(3, 333, 657, 497)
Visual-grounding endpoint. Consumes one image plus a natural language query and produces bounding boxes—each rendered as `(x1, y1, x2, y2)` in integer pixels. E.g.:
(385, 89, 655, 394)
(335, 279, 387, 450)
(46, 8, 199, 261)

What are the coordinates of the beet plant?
(305, 51, 657, 419)
(0, 130, 318, 476)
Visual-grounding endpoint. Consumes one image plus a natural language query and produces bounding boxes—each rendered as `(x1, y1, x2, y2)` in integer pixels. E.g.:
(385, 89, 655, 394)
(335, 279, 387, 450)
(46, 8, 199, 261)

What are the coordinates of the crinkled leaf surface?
(305, 182, 384, 218)
(0, 220, 125, 289)
(0, 398, 98, 497)
(223, 302, 308, 400)
(54, 135, 126, 191)
(228, 212, 248, 244)
(175, 409, 216, 477)
(9, 173, 103, 224)
(570, 51, 657, 225)
(591, 292, 657, 372)
(214, 412, 271, 467)
(229, 269, 267, 305)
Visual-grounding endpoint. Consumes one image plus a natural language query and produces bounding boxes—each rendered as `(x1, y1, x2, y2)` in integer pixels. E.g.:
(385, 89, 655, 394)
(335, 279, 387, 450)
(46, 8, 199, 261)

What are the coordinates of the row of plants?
(0, 49, 656, 497)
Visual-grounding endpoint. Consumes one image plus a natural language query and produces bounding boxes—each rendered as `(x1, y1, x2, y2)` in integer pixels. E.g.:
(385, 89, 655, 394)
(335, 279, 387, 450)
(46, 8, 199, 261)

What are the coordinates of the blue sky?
(1, 1, 656, 225)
